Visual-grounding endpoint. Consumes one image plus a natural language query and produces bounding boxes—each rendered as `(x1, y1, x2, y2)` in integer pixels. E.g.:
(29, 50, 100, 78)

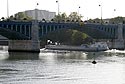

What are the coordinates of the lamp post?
(56, 0, 59, 15)
(31, 2, 40, 51)
(35, 3, 39, 21)
(7, 0, 9, 18)
(78, 6, 80, 15)
(78, 6, 81, 22)
(56, 0, 60, 23)
(99, 4, 102, 24)
(113, 9, 116, 18)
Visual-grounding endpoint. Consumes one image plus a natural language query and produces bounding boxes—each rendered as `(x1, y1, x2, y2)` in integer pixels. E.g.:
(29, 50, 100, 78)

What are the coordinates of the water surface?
(0, 47, 125, 84)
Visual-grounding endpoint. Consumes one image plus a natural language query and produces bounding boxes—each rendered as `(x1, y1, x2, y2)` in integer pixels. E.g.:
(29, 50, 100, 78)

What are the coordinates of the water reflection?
(55, 51, 87, 59)
(105, 49, 125, 57)
(39, 50, 124, 63)
(0, 47, 125, 62)
(8, 52, 39, 60)
(0, 50, 9, 60)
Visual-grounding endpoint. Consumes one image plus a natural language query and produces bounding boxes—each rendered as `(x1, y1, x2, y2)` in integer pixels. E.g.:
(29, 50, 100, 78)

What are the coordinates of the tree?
(9, 15, 14, 20)
(53, 12, 83, 22)
(87, 19, 94, 23)
(42, 29, 90, 45)
(109, 16, 124, 24)
(14, 12, 32, 21)
(71, 30, 87, 45)
(53, 13, 67, 22)
(61, 13, 67, 22)
(68, 12, 82, 22)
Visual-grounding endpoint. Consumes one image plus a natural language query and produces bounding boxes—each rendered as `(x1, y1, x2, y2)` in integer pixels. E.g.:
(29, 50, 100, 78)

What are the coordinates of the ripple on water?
(0, 50, 125, 84)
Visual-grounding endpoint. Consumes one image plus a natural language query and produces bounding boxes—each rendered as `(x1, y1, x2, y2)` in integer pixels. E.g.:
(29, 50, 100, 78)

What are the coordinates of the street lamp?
(31, 2, 39, 42)
(56, 0, 60, 23)
(34, 3, 39, 21)
(78, 6, 81, 22)
(113, 9, 116, 18)
(7, 0, 9, 18)
(56, 0, 59, 15)
(78, 6, 80, 15)
(99, 4, 102, 23)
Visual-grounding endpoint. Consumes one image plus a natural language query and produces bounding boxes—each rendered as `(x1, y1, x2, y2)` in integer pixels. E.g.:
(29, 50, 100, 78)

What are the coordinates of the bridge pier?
(8, 20, 40, 52)
(107, 40, 125, 50)
(108, 23, 125, 49)
(8, 40, 40, 52)
(108, 39, 125, 50)
(8, 9, 41, 52)
(113, 23, 124, 49)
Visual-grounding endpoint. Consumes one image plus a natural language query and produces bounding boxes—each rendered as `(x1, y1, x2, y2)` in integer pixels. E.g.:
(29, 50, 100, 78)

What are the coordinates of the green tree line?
(53, 12, 83, 22)
(1, 12, 32, 21)
(40, 29, 93, 47)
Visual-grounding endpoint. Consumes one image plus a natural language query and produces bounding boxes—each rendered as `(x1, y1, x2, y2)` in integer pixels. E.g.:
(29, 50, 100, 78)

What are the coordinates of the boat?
(45, 42, 109, 52)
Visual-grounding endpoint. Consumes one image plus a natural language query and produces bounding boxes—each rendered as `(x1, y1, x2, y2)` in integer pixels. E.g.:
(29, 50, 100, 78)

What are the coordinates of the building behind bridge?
(24, 9, 56, 21)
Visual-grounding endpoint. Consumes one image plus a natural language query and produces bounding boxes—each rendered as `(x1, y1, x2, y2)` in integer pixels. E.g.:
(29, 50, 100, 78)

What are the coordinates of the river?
(0, 46, 125, 84)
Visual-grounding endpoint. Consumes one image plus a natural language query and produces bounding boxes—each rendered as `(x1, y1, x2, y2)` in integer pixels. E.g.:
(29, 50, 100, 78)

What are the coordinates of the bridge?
(0, 21, 124, 52)
(0, 21, 120, 39)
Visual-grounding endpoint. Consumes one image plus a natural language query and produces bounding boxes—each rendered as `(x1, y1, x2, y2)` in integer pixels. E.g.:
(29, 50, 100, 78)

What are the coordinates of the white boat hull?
(45, 44, 108, 52)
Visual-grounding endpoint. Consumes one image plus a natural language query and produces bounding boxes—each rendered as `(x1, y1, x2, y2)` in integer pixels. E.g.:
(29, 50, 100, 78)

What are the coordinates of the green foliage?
(68, 12, 82, 22)
(71, 30, 87, 45)
(53, 12, 83, 22)
(87, 18, 104, 23)
(53, 13, 67, 22)
(6, 12, 32, 21)
(9, 15, 14, 20)
(87, 16, 125, 24)
(109, 16, 124, 24)
(14, 12, 32, 21)
(41, 29, 90, 46)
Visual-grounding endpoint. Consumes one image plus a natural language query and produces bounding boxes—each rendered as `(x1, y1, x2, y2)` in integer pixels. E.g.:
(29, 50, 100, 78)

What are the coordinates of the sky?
(0, 0, 125, 20)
